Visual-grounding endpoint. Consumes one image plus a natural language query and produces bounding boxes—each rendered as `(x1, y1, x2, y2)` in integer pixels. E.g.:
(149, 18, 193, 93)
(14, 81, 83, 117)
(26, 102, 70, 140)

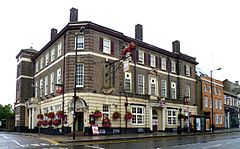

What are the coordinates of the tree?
(0, 104, 15, 120)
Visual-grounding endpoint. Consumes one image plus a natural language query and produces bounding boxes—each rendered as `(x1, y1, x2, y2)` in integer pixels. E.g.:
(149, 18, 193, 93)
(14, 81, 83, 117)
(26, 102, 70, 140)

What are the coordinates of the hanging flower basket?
(102, 117, 111, 127)
(48, 112, 55, 119)
(178, 113, 185, 120)
(125, 112, 133, 121)
(53, 119, 61, 126)
(56, 111, 64, 119)
(37, 113, 43, 119)
(41, 120, 48, 126)
(112, 111, 121, 120)
(37, 120, 42, 127)
(93, 110, 102, 118)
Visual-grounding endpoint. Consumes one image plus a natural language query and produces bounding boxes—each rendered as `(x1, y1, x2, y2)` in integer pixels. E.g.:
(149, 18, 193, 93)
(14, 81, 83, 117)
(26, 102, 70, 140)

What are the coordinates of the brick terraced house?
(15, 8, 198, 134)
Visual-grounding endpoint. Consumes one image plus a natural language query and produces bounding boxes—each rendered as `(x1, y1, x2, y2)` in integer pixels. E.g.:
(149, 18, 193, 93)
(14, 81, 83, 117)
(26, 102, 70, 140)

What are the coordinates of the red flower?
(125, 112, 133, 121)
(102, 117, 111, 127)
(37, 114, 43, 119)
(48, 120, 52, 126)
(93, 110, 102, 118)
(53, 119, 61, 126)
(56, 111, 64, 119)
(41, 120, 48, 126)
(48, 112, 55, 119)
(37, 120, 42, 127)
(112, 111, 121, 120)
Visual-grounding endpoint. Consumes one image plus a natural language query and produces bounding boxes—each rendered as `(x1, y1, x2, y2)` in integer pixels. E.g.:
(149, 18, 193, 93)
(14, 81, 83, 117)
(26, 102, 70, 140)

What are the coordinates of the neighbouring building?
(223, 79, 240, 128)
(15, 8, 198, 134)
(197, 75, 225, 131)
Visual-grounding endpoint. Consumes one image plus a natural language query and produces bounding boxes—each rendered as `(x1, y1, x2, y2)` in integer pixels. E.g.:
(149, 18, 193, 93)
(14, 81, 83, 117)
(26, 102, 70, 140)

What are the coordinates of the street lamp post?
(210, 67, 221, 132)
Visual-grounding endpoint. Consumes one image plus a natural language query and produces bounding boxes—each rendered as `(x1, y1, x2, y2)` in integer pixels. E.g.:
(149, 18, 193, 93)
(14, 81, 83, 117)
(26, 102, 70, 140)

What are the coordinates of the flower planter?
(37, 114, 43, 119)
(94, 110, 102, 118)
(48, 112, 55, 119)
(112, 111, 121, 120)
(125, 112, 133, 121)
(56, 111, 64, 119)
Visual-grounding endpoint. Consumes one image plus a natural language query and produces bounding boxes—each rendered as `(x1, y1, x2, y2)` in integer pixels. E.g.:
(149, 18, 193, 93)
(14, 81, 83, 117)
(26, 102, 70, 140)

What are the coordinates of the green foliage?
(0, 104, 15, 120)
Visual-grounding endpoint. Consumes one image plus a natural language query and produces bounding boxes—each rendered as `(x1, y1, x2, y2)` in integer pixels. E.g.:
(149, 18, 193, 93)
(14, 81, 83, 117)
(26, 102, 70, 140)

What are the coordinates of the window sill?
(76, 85, 84, 88)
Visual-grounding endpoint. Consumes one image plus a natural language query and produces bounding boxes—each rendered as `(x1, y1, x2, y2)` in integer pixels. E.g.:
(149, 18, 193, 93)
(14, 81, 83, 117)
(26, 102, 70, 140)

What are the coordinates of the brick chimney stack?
(135, 24, 143, 41)
(70, 7, 78, 22)
(51, 28, 58, 40)
(172, 40, 180, 54)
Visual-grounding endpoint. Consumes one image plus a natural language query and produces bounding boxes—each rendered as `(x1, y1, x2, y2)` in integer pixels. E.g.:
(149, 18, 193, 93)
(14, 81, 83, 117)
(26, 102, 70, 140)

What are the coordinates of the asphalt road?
(1, 132, 240, 149)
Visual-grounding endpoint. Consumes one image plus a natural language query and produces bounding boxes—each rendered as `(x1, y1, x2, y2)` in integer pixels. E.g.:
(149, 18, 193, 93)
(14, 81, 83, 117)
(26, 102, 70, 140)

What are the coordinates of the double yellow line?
(40, 137, 59, 145)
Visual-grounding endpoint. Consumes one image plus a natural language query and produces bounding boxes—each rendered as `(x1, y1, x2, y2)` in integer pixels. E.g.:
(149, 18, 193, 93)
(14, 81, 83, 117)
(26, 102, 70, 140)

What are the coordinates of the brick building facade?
(15, 8, 198, 134)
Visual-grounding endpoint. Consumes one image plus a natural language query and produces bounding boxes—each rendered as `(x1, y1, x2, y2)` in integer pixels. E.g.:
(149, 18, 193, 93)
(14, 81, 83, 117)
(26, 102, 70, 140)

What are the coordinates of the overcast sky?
(0, 0, 239, 106)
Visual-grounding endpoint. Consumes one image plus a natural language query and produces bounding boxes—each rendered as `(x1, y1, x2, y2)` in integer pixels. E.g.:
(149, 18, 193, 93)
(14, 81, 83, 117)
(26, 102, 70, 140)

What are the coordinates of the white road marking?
(3, 136, 9, 139)
(31, 144, 41, 146)
(40, 143, 50, 146)
(12, 139, 25, 147)
(85, 145, 105, 149)
(202, 144, 221, 149)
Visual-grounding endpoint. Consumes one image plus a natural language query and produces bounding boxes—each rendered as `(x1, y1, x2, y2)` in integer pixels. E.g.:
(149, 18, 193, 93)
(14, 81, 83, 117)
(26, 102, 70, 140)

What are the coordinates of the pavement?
(4, 128, 240, 144)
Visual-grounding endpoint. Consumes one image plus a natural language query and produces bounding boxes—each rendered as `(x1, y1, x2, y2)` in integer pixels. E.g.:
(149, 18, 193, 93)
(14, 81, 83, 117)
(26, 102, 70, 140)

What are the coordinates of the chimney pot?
(172, 40, 180, 53)
(70, 7, 78, 22)
(135, 24, 143, 41)
(51, 28, 58, 40)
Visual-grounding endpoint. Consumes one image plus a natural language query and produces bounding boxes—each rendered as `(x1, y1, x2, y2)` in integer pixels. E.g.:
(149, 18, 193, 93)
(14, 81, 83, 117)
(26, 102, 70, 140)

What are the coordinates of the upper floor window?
(219, 114, 222, 124)
(50, 72, 55, 94)
(204, 84, 207, 92)
(57, 42, 62, 57)
(204, 97, 208, 108)
(35, 61, 39, 73)
(161, 80, 167, 98)
(215, 99, 218, 109)
(171, 82, 176, 99)
(44, 75, 48, 95)
(138, 75, 145, 94)
(161, 58, 166, 70)
(103, 38, 111, 54)
(131, 106, 145, 125)
(45, 53, 49, 66)
(76, 35, 84, 50)
(150, 55, 156, 67)
(138, 50, 144, 64)
(215, 114, 218, 124)
(57, 68, 61, 84)
(218, 89, 221, 95)
(185, 84, 190, 98)
(40, 57, 44, 70)
(35, 81, 38, 98)
(219, 100, 222, 109)
(40, 78, 43, 97)
(171, 61, 176, 73)
(51, 48, 55, 62)
(214, 87, 217, 94)
(210, 98, 212, 108)
(124, 72, 132, 92)
(150, 77, 157, 96)
(76, 64, 84, 87)
(209, 86, 211, 93)
(185, 65, 191, 77)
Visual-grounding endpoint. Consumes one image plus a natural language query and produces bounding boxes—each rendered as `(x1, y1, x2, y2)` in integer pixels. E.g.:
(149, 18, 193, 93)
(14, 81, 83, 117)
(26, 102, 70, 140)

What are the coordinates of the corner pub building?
(15, 8, 198, 135)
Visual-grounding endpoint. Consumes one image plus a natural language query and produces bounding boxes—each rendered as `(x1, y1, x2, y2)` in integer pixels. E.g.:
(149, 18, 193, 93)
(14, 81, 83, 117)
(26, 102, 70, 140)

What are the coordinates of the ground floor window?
(131, 106, 145, 125)
(167, 110, 177, 125)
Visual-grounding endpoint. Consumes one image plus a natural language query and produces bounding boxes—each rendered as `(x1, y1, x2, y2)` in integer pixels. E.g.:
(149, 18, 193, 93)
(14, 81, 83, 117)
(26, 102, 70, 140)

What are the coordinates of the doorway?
(152, 109, 158, 132)
(76, 112, 84, 131)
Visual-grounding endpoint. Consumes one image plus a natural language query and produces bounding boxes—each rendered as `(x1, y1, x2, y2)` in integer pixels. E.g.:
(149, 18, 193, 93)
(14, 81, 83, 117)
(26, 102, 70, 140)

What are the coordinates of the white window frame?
(131, 106, 145, 125)
(219, 114, 222, 124)
(103, 38, 111, 54)
(186, 65, 191, 76)
(35, 61, 39, 73)
(204, 97, 208, 108)
(102, 104, 110, 119)
(35, 81, 38, 98)
(51, 48, 55, 62)
(138, 75, 144, 94)
(171, 82, 176, 99)
(40, 57, 44, 70)
(150, 54, 156, 67)
(210, 99, 212, 108)
(185, 84, 190, 98)
(75, 35, 84, 50)
(44, 75, 48, 96)
(219, 100, 222, 109)
(161, 80, 167, 97)
(40, 78, 43, 97)
(76, 64, 84, 87)
(57, 68, 61, 85)
(204, 84, 207, 92)
(161, 58, 166, 70)
(167, 110, 177, 125)
(54, 104, 61, 112)
(57, 42, 62, 57)
(138, 50, 144, 64)
(150, 77, 157, 96)
(45, 53, 49, 66)
(215, 99, 218, 109)
(215, 114, 218, 124)
(124, 72, 132, 92)
(50, 72, 54, 93)
(171, 61, 176, 73)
